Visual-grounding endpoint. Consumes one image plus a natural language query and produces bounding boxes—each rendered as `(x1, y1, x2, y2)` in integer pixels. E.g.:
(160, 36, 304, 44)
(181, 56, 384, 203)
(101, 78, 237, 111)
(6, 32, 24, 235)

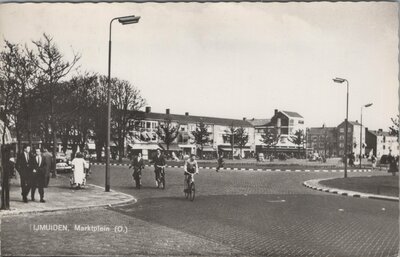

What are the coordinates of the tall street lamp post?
(359, 103, 373, 168)
(106, 15, 140, 192)
(333, 77, 349, 178)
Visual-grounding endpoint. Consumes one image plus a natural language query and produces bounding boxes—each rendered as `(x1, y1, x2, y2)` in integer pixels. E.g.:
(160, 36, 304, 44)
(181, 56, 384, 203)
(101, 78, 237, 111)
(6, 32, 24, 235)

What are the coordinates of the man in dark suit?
(30, 148, 46, 202)
(16, 144, 32, 203)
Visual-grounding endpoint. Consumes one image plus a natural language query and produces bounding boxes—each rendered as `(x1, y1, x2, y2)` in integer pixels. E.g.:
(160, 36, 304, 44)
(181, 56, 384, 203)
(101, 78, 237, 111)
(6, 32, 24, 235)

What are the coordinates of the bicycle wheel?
(189, 182, 195, 201)
(184, 178, 189, 199)
(160, 171, 165, 189)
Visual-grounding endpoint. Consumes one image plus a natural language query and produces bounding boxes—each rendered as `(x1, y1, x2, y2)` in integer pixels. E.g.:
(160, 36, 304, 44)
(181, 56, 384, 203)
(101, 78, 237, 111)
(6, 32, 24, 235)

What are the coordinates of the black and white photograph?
(0, 1, 398, 256)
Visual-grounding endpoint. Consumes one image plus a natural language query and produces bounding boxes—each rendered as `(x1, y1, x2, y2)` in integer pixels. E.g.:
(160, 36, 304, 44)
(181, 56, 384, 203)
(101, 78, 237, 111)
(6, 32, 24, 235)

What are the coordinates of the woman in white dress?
(71, 152, 88, 188)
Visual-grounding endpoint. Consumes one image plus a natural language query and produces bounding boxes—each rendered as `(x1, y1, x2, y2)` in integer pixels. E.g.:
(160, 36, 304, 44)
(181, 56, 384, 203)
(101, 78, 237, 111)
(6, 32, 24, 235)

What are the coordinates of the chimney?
(166, 108, 170, 115)
(378, 128, 383, 132)
(185, 112, 189, 116)
(274, 109, 278, 115)
(243, 117, 246, 121)
(145, 106, 151, 113)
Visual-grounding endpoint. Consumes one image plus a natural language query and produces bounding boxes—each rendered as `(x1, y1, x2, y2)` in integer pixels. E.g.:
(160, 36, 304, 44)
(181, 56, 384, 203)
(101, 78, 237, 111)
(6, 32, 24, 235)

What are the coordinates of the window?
(340, 128, 344, 133)
(348, 128, 352, 133)
(383, 145, 385, 150)
(339, 135, 344, 140)
(312, 136, 317, 142)
(339, 143, 344, 148)
(289, 119, 294, 126)
(298, 120, 304, 124)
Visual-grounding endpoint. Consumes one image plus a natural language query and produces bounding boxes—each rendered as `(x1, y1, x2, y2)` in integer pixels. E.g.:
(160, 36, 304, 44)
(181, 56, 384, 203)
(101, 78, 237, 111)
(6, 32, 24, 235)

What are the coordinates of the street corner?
(303, 177, 399, 202)
(0, 182, 136, 217)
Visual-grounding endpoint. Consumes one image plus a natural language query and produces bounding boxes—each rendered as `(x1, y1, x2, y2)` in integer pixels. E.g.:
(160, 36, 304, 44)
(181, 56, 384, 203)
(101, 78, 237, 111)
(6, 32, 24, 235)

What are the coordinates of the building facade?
(127, 107, 255, 160)
(250, 110, 306, 156)
(306, 126, 338, 157)
(336, 120, 366, 158)
(366, 129, 399, 158)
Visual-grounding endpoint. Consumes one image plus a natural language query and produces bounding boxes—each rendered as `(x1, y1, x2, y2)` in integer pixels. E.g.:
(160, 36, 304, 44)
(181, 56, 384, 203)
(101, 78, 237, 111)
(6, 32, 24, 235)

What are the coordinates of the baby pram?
(70, 173, 86, 189)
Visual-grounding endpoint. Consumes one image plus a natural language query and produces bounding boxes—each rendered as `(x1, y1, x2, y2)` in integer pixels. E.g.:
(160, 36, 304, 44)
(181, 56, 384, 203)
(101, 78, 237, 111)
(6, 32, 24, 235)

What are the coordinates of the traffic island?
(0, 175, 135, 217)
(303, 175, 399, 201)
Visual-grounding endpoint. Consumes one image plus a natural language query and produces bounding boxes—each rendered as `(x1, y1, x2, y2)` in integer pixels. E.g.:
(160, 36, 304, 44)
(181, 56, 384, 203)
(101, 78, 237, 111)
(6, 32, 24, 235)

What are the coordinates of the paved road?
(1, 166, 398, 257)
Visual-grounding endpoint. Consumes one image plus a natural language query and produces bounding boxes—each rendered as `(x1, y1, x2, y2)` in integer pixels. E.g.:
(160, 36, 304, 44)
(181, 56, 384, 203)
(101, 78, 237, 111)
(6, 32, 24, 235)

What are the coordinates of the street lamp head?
(118, 15, 140, 25)
(364, 103, 373, 108)
(333, 77, 346, 84)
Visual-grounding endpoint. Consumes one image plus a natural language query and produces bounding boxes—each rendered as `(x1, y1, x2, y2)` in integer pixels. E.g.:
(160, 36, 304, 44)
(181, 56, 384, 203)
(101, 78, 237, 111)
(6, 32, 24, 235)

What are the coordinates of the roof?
(247, 119, 271, 127)
(281, 111, 303, 119)
(337, 120, 362, 127)
(348, 121, 362, 126)
(130, 111, 253, 127)
(368, 130, 393, 137)
(307, 127, 336, 135)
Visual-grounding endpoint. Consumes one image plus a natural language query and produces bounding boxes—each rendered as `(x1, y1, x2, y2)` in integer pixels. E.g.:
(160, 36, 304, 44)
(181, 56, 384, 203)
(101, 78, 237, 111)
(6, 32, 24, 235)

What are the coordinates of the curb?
(91, 162, 375, 173)
(0, 184, 137, 217)
(303, 178, 399, 202)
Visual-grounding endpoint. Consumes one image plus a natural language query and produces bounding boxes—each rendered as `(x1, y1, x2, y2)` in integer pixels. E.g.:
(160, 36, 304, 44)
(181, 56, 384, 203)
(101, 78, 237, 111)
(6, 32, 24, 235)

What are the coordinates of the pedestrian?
(348, 152, 355, 167)
(42, 148, 53, 187)
(30, 148, 46, 203)
(70, 152, 88, 189)
(388, 154, 398, 176)
(216, 153, 224, 172)
(129, 153, 145, 188)
(153, 149, 166, 187)
(371, 155, 377, 170)
(16, 144, 32, 203)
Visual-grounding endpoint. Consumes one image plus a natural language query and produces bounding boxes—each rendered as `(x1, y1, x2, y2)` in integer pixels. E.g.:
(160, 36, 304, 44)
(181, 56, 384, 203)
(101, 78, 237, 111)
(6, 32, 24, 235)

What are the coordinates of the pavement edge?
(303, 178, 399, 202)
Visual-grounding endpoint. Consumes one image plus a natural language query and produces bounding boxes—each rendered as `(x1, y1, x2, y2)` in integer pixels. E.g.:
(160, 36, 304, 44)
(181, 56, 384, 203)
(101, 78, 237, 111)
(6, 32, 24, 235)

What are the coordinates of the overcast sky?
(0, 2, 398, 130)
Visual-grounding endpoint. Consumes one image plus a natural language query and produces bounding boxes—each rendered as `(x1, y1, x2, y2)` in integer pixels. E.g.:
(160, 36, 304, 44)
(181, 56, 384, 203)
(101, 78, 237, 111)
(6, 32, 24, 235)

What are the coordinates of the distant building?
(337, 120, 365, 158)
(366, 129, 399, 158)
(127, 107, 255, 160)
(306, 126, 338, 157)
(248, 109, 306, 156)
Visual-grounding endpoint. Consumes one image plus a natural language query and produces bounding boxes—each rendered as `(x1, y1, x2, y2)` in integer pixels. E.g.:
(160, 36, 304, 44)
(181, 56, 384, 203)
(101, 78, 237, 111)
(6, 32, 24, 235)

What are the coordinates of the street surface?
(1, 165, 398, 257)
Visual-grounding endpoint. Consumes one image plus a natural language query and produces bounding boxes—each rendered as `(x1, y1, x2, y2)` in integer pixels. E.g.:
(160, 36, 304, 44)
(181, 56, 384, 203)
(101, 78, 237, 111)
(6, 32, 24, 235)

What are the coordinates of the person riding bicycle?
(153, 149, 166, 187)
(129, 153, 145, 188)
(184, 154, 199, 193)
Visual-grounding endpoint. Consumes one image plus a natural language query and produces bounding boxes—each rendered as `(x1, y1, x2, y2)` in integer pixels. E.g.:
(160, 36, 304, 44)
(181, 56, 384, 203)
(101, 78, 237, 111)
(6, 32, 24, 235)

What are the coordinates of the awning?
(129, 143, 161, 150)
(178, 144, 196, 148)
(159, 144, 181, 151)
(202, 147, 216, 152)
(220, 147, 234, 152)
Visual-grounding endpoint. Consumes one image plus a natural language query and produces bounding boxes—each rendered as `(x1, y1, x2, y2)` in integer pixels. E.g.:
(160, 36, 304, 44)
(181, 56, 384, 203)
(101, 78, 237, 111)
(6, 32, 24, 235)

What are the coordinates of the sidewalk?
(0, 174, 135, 217)
(303, 176, 399, 202)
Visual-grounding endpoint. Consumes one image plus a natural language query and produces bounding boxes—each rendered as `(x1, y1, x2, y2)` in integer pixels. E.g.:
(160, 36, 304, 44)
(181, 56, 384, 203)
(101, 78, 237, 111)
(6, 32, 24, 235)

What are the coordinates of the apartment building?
(127, 107, 255, 159)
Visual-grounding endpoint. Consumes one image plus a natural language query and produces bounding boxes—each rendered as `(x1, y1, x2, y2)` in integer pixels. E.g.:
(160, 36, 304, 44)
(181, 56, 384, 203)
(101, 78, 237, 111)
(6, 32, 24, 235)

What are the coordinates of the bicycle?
(184, 171, 197, 201)
(156, 165, 166, 189)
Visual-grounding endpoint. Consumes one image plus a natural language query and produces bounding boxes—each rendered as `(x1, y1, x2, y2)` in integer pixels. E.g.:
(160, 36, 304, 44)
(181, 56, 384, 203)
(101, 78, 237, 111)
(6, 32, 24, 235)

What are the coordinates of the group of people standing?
(16, 145, 53, 203)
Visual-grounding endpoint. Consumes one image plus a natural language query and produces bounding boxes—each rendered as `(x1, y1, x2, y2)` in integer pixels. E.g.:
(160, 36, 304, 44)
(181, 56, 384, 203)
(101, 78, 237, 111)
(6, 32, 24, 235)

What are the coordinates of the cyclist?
(184, 154, 199, 193)
(153, 149, 166, 187)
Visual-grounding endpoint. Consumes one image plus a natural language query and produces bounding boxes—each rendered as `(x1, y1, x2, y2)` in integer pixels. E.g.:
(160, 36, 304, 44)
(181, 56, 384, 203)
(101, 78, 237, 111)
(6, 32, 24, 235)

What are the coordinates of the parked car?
(56, 153, 72, 173)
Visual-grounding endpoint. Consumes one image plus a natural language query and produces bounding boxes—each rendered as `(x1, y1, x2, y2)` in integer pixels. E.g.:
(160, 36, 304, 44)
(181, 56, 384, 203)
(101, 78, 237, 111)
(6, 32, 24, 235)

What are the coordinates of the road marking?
(267, 200, 286, 203)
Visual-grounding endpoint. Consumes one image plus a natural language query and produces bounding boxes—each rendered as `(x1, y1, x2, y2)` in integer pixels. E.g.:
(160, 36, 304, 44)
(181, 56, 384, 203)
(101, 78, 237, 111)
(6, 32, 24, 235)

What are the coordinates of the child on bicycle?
(184, 154, 199, 192)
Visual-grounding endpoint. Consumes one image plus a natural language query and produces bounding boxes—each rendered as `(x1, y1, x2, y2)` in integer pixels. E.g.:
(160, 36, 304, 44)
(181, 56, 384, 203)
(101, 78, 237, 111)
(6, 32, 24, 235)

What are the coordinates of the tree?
(191, 121, 211, 159)
(389, 115, 399, 139)
(289, 129, 305, 158)
(235, 126, 249, 158)
(110, 78, 146, 161)
(260, 127, 280, 158)
(30, 33, 80, 168)
(0, 40, 37, 150)
(156, 118, 180, 152)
